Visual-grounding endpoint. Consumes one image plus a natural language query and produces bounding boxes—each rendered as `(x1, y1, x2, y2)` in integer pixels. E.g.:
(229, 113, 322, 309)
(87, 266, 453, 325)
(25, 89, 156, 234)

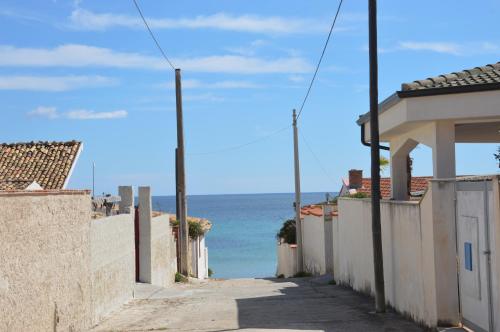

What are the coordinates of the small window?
(464, 242, 473, 271)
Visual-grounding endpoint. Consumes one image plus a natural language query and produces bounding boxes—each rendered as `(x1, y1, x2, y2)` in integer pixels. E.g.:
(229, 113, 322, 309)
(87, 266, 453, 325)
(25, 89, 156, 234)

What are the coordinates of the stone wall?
(0, 190, 93, 332)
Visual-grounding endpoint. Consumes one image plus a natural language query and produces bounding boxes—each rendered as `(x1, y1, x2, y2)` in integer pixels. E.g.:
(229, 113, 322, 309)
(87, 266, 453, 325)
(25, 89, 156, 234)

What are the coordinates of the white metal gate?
(456, 180, 494, 332)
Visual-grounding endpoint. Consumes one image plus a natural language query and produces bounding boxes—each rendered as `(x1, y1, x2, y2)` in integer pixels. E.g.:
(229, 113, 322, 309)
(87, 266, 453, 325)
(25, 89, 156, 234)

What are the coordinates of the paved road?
(92, 277, 444, 332)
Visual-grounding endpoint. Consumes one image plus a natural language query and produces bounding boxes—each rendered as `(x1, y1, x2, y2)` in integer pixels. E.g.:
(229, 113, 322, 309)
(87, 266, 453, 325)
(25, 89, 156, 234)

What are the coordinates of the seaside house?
(332, 62, 500, 330)
(0, 141, 82, 190)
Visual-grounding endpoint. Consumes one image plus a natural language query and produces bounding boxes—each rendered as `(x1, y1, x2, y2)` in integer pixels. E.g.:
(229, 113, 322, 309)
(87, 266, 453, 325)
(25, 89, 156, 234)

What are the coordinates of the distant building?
(0, 141, 82, 190)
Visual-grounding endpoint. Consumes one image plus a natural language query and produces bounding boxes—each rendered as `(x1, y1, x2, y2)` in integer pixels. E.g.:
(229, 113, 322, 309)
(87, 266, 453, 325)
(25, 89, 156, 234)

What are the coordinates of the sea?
(152, 192, 334, 279)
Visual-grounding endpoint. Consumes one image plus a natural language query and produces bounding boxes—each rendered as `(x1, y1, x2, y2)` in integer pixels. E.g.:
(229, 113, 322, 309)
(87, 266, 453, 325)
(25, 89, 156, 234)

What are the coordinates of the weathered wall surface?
(0, 191, 92, 332)
(302, 214, 326, 275)
(190, 234, 209, 279)
(276, 243, 298, 278)
(335, 195, 438, 327)
(90, 213, 135, 324)
(151, 214, 177, 287)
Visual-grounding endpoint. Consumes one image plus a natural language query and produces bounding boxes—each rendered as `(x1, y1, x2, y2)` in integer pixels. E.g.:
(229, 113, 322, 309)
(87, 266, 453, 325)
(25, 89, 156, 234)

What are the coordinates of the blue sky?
(1, 0, 499, 195)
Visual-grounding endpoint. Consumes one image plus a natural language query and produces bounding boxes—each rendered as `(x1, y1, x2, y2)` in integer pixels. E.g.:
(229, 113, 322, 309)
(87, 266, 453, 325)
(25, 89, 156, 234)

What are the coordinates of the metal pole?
(293, 109, 304, 272)
(369, 0, 386, 312)
(175, 68, 190, 276)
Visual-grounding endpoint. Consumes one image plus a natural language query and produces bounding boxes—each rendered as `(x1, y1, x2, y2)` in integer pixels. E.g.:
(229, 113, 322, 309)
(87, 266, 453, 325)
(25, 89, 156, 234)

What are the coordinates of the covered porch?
(358, 62, 500, 200)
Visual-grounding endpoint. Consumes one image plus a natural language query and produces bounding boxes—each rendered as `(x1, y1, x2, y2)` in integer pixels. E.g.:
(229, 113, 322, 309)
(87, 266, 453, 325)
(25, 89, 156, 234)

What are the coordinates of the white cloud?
(70, 8, 328, 34)
(0, 44, 312, 74)
(183, 93, 225, 102)
(66, 109, 128, 120)
(288, 75, 304, 83)
(0, 75, 116, 91)
(398, 41, 461, 55)
(162, 79, 261, 89)
(28, 106, 59, 119)
(0, 44, 166, 69)
(27, 106, 127, 120)
(395, 41, 500, 56)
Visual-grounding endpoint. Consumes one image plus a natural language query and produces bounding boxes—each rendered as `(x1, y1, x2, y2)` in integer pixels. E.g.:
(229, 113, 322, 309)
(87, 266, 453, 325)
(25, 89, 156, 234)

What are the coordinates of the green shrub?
(175, 272, 188, 283)
(349, 192, 369, 199)
(293, 271, 312, 278)
(277, 274, 285, 279)
(328, 279, 337, 285)
(276, 219, 296, 244)
(188, 220, 204, 239)
(208, 268, 213, 277)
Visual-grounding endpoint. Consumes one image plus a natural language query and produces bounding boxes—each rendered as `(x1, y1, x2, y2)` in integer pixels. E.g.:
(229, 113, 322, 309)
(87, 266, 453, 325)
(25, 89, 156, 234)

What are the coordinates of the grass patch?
(293, 271, 312, 278)
(175, 272, 188, 283)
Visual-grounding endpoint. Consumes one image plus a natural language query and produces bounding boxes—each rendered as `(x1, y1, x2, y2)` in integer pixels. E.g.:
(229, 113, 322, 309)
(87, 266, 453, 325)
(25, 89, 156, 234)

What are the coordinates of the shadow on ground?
(92, 277, 445, 331)
(230, 277, 426, 332)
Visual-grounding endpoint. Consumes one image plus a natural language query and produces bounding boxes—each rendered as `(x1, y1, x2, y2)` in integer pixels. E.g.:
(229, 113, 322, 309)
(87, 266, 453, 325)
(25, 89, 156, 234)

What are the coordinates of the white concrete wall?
(335, 193, 441, 327)
(491, 177, 500, 332)
(276, 243, 298, 278)
(90, 213, 135, 324)
(151, 214, 177, 286)
(302, 214, 326, 275)
(0, 191, 93, 332)
(190, 235, 209, 279)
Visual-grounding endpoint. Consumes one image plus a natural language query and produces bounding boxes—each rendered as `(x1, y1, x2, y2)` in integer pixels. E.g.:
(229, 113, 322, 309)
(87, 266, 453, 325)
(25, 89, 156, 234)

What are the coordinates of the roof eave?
(356, 82, 500, 126)
(356, 92, 401, 125)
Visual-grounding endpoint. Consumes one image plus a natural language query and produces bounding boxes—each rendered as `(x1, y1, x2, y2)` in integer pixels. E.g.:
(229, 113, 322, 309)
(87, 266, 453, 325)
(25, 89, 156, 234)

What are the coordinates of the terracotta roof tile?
(356, 176, 431, 199)
(0, 141, 81, 190)
(401, 62, 500, 92)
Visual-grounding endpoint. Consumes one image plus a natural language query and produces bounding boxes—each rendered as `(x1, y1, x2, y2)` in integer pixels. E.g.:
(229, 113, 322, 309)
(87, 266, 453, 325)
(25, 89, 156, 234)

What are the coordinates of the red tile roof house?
(338, 169, 431, 199)
(0, 141, 82, 191)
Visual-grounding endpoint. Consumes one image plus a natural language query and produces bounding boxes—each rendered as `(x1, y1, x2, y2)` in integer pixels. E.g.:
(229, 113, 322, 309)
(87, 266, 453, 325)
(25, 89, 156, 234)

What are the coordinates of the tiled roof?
(401, 62, 500, 92)
(300, 204, 338, 218)
(0, 179, 35, 190)
(355, 176, 431, 199)
(0, 141, 82, 190)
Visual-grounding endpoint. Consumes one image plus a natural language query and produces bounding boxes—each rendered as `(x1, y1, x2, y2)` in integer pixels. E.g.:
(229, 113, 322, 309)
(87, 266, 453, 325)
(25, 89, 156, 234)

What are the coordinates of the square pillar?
(138, 186, 152, 283)
(432, 121, 456, 179)
(390, 139, 418, 200)
(118, 186, 134, 214)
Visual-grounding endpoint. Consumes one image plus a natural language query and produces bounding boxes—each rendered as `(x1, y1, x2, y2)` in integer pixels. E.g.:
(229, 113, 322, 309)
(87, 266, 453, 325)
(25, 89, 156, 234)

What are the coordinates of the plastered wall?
(90, 213, 135, 324)
(335, 195, 439, 327)
(302, 214, 326, 275)
(150, 214, 177, 287)
(0, 191, 93, 332)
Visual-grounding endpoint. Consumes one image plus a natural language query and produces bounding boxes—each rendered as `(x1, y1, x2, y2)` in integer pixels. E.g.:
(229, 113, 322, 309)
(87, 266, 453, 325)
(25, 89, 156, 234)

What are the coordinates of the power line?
(296, 0, 343, 120)
(187, 125, 291, 156)
(132, 0, 176, 70)
(299, 131, 337, 186)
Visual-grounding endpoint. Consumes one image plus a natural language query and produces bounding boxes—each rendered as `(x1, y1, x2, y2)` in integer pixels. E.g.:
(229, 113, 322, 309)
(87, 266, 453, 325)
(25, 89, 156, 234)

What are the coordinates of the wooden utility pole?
(175, 68, 190, 276)
(368, 0, 386, 312)
(292, 109, 304, 272)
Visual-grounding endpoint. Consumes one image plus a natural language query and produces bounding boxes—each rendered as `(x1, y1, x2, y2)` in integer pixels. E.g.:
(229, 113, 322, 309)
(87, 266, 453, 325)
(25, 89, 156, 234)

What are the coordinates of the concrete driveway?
(91, 277, 454, 332)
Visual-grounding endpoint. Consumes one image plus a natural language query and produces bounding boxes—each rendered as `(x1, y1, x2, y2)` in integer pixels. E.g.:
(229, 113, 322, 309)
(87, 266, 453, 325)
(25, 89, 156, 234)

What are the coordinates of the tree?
(380, 156, 389, 175)
(495, 147, 500, 168)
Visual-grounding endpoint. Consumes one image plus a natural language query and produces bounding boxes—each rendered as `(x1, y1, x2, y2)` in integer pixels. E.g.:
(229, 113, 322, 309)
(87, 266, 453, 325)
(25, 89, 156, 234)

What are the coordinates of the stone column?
(390, 138, 417, 200)
(138, 186, 152, 283)
(432, 121, 456, 179)
(118, 186, 134, 214)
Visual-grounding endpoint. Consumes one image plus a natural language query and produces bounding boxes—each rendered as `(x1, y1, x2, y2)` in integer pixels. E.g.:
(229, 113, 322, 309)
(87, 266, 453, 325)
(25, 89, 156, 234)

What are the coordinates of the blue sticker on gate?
(464, 242, 472, 271)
